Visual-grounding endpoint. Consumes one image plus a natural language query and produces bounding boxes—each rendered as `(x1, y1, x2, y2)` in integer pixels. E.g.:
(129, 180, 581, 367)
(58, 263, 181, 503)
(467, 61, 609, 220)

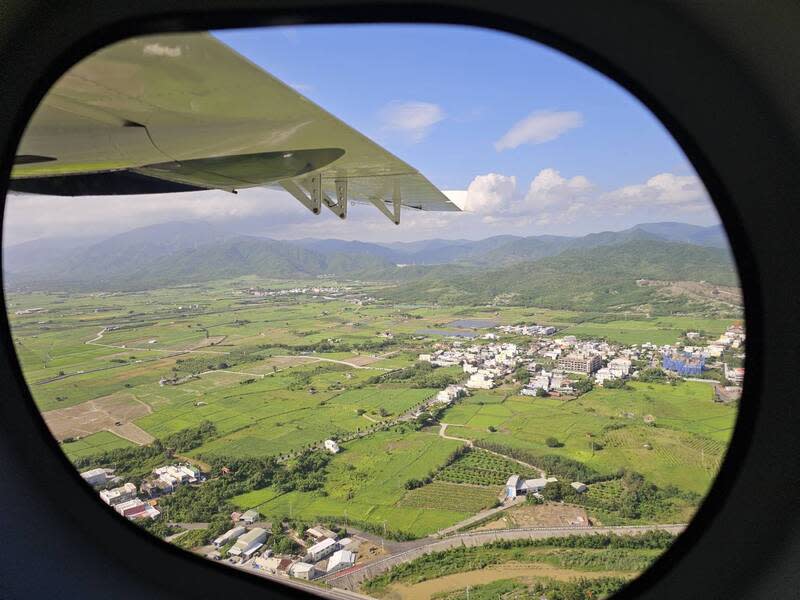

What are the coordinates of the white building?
(229, 528, 268, 558)
(505, 475, 557, 498)
(571, 482, 588, 493)
(418, 354, 432, 363)
(290, 562, 316, 580)
(213, 526, 246, 548)
(153, 464, 201, 487)
(240, 509, 260, 524)
(435, 385, 465, 404)
(326, 549, 356, 573)
(324, 439, 340, 454)
(306, 537, 338, 562)
(80, 467, 114, 487)
(725, 364, 745, 385)
(594, 367, 614, 384)
(608, 357, 632, 377)
(99, 482, 137, 506)
(466, 372, 494, 389)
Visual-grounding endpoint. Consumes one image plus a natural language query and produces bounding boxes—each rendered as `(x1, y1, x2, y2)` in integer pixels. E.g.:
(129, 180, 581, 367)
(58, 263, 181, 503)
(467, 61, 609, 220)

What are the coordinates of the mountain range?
(2, 221, 734, 299)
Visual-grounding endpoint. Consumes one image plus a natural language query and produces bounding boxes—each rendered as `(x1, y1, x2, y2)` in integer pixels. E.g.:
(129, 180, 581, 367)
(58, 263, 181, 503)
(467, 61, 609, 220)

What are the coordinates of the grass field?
(440, 381, 736, 494)
(561, 316, 732, 345)
(232, 429, 468, 537)
(5, 280, 740, 539)
(60, 430, 135, 460)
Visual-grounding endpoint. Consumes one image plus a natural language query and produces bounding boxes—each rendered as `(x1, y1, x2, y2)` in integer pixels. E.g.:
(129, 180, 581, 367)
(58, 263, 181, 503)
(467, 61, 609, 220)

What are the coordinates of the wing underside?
(10, 33, 460, 223)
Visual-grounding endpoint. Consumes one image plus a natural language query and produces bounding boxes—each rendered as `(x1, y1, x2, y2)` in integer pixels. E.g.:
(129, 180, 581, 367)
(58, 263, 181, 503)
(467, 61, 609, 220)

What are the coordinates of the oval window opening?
(4, 24, 744, 599)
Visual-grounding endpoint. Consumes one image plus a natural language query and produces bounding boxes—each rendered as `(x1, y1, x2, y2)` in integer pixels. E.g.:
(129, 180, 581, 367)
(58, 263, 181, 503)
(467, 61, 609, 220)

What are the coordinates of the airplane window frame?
(2, 2, 794, 599)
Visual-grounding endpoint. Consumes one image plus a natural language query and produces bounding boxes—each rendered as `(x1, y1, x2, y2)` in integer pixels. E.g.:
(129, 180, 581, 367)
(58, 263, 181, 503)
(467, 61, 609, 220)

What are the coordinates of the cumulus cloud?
(463, 173, 517, 214)
(601, 173, 709, 213)
(454, 168, 712, 228)
(379, 101, 445, 142)
(524, 168, 592, 211)
(2, 171, 716, 247)
(494, 110, 583, 151)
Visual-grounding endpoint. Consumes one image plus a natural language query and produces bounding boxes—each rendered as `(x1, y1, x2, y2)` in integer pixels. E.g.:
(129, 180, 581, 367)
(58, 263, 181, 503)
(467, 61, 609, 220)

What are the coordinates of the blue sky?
(211, 24, 718, 241)
(6, 25, 720, 245)
(216, 24, 693, 192)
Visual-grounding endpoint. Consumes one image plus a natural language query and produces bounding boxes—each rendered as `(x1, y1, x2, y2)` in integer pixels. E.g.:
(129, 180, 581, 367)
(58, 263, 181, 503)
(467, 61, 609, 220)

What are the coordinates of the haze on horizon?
(4, 24, 722, 247)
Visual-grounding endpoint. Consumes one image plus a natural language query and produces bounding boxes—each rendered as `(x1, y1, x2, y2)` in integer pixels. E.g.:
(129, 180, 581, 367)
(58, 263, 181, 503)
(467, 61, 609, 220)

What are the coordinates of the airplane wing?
(10, 33, 460, 223)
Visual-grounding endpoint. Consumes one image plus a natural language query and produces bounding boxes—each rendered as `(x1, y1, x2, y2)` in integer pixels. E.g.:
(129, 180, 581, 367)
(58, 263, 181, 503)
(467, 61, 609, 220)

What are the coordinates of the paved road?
(226, 556, 375, 600)
(322, 524, 686, 590)
(433, 496, 524, 538)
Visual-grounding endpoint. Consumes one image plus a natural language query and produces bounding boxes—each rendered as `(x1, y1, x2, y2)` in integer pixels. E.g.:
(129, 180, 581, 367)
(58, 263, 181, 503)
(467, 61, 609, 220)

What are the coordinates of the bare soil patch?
(346, 355, 382, 367)
(43, 392, 152, 443)
(383, 562, 631, 600)
(474, 503, 589, 531)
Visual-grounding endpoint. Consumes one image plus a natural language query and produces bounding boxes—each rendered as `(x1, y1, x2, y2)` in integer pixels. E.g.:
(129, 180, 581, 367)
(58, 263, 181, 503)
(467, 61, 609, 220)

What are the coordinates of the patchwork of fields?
(6, 280, 739, 539)
(440, 381, 736, 494)
(232, 429, 470, 537)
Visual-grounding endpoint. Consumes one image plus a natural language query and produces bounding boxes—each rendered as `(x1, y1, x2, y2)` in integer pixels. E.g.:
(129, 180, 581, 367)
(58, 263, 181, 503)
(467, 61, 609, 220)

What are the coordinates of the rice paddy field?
(232, 429, 470, 537)
(561, 316, 731, 346)
(5, 278, 739, 538)
(60, 430, 135, 460)
(440, 381, 736, 494)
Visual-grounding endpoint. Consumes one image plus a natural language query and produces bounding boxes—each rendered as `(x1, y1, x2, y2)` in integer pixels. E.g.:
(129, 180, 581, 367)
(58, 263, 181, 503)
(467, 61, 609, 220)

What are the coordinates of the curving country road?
(322, 523, 686, 591)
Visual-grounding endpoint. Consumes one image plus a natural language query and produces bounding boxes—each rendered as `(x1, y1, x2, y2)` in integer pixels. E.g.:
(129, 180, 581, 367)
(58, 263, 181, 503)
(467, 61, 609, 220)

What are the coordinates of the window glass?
(5, 24, 744, 599)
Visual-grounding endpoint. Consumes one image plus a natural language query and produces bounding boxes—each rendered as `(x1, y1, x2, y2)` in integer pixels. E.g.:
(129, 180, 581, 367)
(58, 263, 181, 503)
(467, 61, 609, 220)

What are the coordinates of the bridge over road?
(322, 524, 686, 591)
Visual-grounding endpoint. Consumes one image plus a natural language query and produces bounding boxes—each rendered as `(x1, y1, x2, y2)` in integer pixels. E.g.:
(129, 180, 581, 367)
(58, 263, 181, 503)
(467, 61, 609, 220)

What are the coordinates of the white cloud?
(453, 168, 712, 228)
(2, 188, 293, 246)
(601, 173, 709, 213)
(494, 110, 583, 151)
(463, 173, 517, 214)
(2, 171, 716, 247)
(379, 101, 445, 142)
(524, 168, 592, 211)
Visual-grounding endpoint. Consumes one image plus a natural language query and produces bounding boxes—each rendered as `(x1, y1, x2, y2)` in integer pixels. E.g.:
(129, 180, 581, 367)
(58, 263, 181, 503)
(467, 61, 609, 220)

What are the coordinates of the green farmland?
(6, 277, 740, 541)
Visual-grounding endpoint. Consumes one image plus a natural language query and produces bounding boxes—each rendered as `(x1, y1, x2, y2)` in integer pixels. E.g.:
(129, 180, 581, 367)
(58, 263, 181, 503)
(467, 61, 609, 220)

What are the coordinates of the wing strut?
(369, 182, 401, 225)
(322, 178, 348, 220)
(279, 178, 321, 214)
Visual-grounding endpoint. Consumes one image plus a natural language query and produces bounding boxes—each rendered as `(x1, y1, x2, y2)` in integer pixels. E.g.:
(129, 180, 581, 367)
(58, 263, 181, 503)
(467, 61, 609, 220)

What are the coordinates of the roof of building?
(327, 549, 356, 571)
(524, 477, 548, 489)
(236, 527, 267, 545)
(214, 526, 246, 544)
(291, 562, 315, 574)
(80, 467, 108, 479)
(307, 537, 337, 554)
(241, 509, 260, 519)
(506, 474, 520, 488)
